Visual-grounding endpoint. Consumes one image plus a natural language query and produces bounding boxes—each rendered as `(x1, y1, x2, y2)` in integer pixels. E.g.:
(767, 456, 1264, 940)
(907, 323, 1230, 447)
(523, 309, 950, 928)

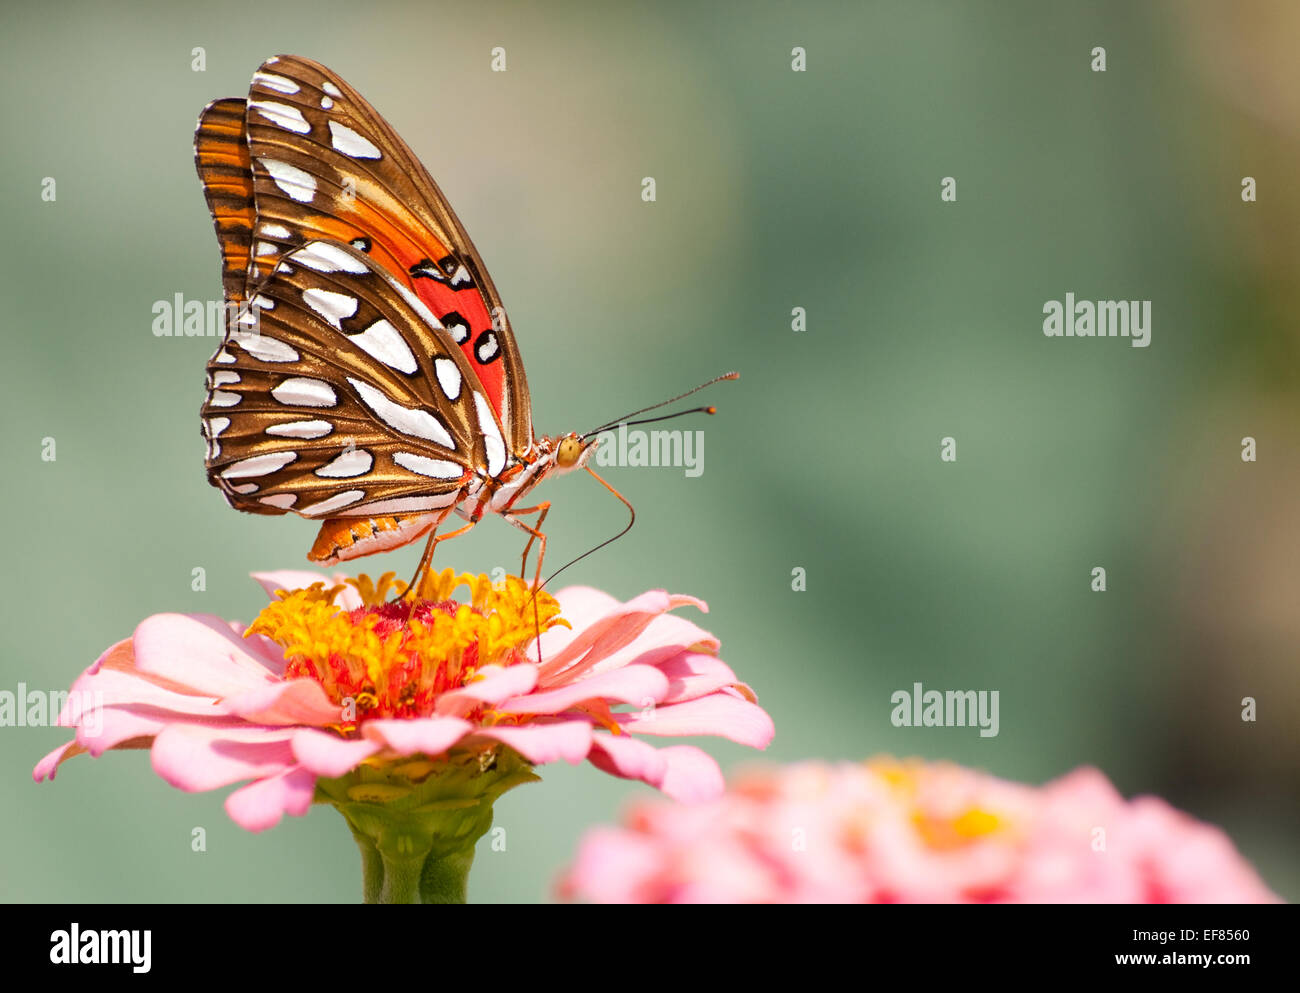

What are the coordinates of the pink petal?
(657, 745, 726, 802)
(528, 586, 622, 665)
(251, 569, 364, 610)
(434, 664, 538, 717)
(151, 724, 296, 791)
(498, 665, 669, 715)
(84, 637, 132, 677)
(224, 766, 317, 832)
(79, 707, 212, 755)
(59, 667, 219, 723)
(589, 734, 730, 801)
(360, 716, 475, 756)
(655, 652, 742, 704)
(132, 613, 281, 696)
(559, 826, 664, 903)
(616, 692, 776, 748)
(33, 741, 84, 782)
(65, 676, 250, 755)
(538, 590, 691, 681)
(221, 678, 342, 726)
(587, 731, 668, 787)
(291, 728, 383, 776)
(579, 615, 722, 681)
(471, 720, 593, 764)
(552, 586, 622, 630)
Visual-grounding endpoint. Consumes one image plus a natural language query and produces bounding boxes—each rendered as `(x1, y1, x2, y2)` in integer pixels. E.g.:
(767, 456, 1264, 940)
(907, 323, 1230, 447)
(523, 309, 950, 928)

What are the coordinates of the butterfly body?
(195, 56, 598, 569)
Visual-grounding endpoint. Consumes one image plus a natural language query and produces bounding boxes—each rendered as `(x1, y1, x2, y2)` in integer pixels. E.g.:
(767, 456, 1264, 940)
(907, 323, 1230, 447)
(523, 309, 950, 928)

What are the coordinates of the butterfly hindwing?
(201, 239, 509, 520)
(194, 98, 256, 309)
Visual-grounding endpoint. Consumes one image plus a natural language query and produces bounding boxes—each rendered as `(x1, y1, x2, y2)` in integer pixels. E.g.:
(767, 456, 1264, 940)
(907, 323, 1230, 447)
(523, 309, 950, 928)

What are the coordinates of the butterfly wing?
(201, 240, 509, 522)
(194, 97, 256, 309)
(235, 55, 533, 454)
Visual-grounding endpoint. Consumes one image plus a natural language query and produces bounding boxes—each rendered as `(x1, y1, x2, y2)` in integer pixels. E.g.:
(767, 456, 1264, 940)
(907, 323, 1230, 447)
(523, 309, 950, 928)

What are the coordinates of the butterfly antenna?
(529, 468, 635, 599)
(582, 371, 738, 439)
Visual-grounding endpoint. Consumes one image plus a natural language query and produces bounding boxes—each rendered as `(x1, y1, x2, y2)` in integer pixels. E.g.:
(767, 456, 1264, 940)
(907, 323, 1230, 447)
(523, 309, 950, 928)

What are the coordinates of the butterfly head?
(549, 432, 600, 474)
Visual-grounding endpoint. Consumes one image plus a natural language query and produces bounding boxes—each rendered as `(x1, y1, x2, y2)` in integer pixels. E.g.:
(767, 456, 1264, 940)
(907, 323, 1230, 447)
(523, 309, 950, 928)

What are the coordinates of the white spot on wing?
(230, 331, 299, 363)
(250, 100, 310, 134)
(205, 416, 230, 459)
(316, 448, 373, 478)
(272, 377, 337, 407)
(301, 489, 365, 516)
(352, 494, 459, 515)
(320, 95, 334, 110)
(211, 370, 240, 388)
(328, 121, 382, 159)
(259, 493, 297, 509)
(322, 81, 342, 97)
(475, 331, 500, 363)
(350, 319, 417, 374)
(394, 452, 464, 479)
(209, 390, 240, 407)
(293, 241, 368, 274)
(302, 288, 359, 329)
(443, 315, 469, 344)
(386, 274, 441, 328)
(215, 350, 236, 363)
(230, 482, 259, 494)
(221, 451, 297, 479)
(258, 157, 316, 203)
(473, 392, 506, 476)
(347, 377, 455, 449)
(259, 223, 291, 239)
(252, 71, 300, 94)
(265, 419, 333, 439)
(434, 358, 462, 400)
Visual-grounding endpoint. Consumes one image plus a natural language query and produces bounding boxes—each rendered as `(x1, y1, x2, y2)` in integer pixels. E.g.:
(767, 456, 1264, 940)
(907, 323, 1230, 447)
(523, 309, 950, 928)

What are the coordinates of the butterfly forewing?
(202, 239, 506, 520)
(237, 55, 533, 452)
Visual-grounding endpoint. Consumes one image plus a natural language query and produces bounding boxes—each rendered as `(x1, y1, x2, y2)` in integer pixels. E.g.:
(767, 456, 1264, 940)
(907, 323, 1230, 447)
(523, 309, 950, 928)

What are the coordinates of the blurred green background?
(3, 0, 1297, 902)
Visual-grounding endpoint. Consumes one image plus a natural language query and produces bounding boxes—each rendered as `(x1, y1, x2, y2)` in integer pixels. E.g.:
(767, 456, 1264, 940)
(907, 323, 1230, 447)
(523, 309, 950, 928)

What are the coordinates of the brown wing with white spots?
(237, 55, 534, 454)
(194, 97, 255, 309)
(201, 240, 509, 519)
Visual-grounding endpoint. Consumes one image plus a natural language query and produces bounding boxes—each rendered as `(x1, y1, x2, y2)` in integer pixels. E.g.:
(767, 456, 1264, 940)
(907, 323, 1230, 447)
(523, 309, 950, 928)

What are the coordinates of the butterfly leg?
(502, 502, 551, 592)
(502, 504, 552, 664)
(401, 515, 477, 600)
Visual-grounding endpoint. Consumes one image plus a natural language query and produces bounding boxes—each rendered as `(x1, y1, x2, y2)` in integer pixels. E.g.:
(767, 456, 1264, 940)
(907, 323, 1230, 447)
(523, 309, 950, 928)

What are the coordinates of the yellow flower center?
(867, 758, 1007, 850)
(246, 569, 567, 733)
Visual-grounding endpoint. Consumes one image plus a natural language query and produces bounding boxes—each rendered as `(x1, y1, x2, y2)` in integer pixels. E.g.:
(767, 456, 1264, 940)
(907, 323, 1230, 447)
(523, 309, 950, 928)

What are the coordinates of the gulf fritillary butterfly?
(194, 55, 733, 587)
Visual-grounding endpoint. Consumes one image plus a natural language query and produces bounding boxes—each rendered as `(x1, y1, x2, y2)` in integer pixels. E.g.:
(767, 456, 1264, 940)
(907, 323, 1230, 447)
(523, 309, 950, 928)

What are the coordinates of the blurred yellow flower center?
(869, 758, 1007, 850)
(246, 569, 567, 731)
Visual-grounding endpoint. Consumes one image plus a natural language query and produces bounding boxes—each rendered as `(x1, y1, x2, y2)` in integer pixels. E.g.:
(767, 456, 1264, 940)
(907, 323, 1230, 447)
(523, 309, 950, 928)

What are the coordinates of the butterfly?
(195, 55, 733, 587)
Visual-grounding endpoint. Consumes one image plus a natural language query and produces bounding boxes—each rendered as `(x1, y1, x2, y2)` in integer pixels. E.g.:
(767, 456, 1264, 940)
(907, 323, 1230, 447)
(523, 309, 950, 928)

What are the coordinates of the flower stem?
(419, 849, 475, 905)
(317, 745, 539, 904)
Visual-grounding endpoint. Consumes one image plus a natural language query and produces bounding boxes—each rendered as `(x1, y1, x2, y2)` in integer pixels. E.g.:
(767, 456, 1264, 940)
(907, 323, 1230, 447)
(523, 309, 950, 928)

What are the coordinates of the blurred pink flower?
(34, 569, 773, 833)
(559, 758, 1280, 903)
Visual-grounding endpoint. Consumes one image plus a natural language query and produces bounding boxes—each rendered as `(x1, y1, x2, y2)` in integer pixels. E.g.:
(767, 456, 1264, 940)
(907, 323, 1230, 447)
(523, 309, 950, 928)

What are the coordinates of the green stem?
(419, 848, 475, 905)
(352, 829, 385, 904)
(351, 824, 476, 904)
(317, 745, 539, 904)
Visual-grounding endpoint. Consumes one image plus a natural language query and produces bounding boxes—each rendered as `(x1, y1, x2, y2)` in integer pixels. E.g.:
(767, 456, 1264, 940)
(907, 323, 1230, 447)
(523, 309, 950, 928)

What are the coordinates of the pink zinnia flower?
(34, 568, 773, 902)
(559, 758, 1280, 903)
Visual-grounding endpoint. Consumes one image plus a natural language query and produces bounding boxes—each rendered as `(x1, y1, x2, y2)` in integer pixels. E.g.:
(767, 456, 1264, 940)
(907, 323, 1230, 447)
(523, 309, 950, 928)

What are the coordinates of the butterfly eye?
(556, 436, 584, 469)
